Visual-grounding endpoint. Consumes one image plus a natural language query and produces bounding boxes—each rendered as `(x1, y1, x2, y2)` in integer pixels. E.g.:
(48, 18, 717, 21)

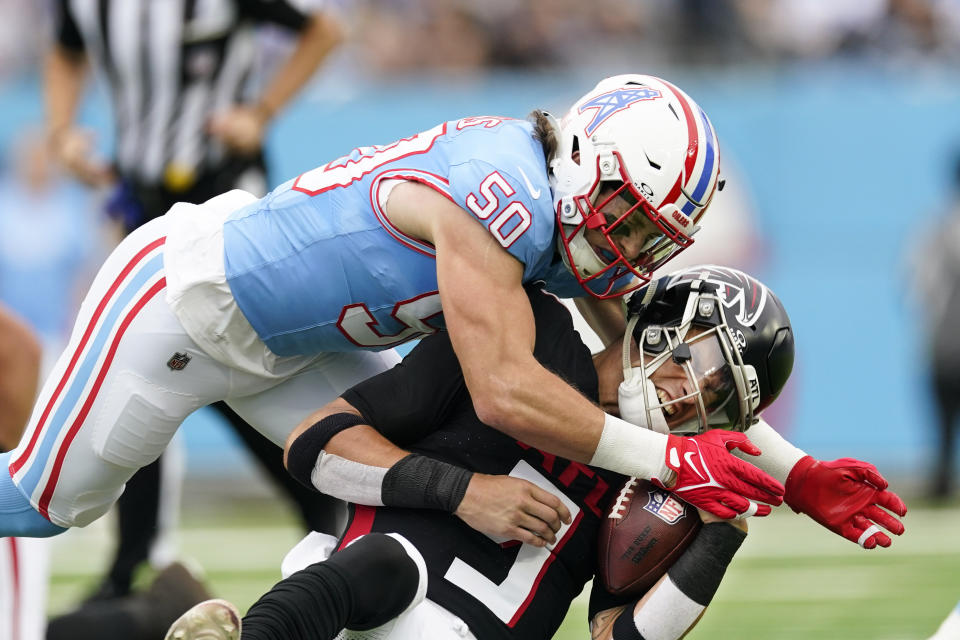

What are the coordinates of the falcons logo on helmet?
(667, 265, 768, 326)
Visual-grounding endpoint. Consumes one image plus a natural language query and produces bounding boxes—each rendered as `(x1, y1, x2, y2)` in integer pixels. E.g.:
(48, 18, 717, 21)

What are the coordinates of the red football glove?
(653, 430, 785, 519)
(785, 456, 907, 549)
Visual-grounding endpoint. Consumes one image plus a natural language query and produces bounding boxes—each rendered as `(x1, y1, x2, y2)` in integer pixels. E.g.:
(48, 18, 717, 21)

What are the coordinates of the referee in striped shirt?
(47, 0, 341, 227)
(44, 1, 342, 637)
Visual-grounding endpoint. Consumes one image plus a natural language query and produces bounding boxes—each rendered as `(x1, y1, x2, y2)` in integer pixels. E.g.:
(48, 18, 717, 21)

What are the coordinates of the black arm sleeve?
(236, 0, 311, 31)
(529, 284, 599, 401)
(54, 0, 85, 52)
(341, 332, 466, 446)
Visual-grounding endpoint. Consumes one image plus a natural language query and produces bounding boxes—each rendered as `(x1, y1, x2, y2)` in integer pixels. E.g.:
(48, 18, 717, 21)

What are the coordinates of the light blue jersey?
(223, 117, 605, 356)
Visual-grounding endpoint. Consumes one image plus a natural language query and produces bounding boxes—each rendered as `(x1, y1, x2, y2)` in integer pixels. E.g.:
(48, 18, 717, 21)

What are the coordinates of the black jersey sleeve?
(341, 333, 467, 447)
(343, 284, 598, 446)
(528, 285, 599, 402)
(236, 0, 311, 30)
(54, 0, 85, 52)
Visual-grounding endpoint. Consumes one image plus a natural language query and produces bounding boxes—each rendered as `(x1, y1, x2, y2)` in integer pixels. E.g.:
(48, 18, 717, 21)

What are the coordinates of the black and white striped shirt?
(55, 0, 311, 184)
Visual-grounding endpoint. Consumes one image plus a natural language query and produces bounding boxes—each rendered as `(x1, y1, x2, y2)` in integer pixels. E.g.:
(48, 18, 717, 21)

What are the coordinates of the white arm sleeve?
(310, 451, 388, 506)
(736, 417, 807, 484)
(589, 413, 671, 482)
(631, 576, 706, 640)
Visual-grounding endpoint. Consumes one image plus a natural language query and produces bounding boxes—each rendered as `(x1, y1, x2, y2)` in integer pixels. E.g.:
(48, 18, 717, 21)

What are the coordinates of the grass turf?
(48, 494, 960, 639)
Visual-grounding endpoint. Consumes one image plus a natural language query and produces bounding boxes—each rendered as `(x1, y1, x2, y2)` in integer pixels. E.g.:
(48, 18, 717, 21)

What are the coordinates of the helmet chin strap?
(618, 313, 669, 434)
(618, 374, 670, 434)
(557, 227, 607, 278)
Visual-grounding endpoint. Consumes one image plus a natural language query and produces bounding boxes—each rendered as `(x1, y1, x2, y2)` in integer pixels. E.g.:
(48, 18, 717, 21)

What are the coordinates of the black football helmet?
(617, 265, 794, 434)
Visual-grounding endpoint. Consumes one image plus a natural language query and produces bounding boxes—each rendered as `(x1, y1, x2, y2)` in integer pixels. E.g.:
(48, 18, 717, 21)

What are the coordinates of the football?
(597, 477, 702, 597)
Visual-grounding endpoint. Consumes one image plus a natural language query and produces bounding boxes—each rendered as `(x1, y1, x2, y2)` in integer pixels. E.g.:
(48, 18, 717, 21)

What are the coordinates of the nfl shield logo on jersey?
(166, 352, 192, 371)
(643, 488, 687, 524)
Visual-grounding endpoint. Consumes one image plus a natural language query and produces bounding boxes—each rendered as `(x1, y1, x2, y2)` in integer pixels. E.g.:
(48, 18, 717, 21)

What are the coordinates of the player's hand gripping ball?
(598, 477, 702, 597)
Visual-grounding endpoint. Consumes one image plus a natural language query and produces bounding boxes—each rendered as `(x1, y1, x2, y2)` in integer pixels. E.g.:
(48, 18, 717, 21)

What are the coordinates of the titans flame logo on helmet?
(578, 87, 663, 136)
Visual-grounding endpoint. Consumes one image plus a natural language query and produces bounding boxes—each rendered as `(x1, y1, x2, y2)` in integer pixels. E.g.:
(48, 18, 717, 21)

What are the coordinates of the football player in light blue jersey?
(221, 114, 572, 356)
(3, 74, 781, 544)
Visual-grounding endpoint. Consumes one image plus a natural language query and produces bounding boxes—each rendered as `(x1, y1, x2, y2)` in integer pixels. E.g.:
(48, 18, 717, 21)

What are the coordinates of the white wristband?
(632, 576, 705, 640)
(589, 413, 670, 481)
(738, 417, 807, 484)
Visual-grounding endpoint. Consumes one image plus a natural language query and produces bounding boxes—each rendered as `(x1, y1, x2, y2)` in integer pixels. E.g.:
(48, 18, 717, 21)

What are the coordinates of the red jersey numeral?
(293, 123, 446, 196)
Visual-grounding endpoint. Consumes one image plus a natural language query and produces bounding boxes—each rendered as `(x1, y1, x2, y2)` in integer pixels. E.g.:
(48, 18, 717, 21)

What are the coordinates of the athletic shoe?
(145, 562, 215, 629)
(48, 561, 213, 640)
(164, 599, 242, 640)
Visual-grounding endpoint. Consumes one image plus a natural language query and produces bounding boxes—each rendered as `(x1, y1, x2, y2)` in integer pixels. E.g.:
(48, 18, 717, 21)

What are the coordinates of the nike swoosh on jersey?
(517, 166, 542, 199)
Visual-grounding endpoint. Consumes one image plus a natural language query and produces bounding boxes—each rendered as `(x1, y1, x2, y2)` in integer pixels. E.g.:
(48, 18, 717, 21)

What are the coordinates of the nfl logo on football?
(643, 488, 687, 524)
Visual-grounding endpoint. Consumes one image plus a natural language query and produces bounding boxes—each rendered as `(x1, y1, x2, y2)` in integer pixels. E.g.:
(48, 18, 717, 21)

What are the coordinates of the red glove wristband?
(784, 454, 818, 514)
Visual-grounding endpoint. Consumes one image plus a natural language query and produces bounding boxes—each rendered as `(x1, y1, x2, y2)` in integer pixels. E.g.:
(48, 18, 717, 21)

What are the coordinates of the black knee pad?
(327, 533, 427, 630)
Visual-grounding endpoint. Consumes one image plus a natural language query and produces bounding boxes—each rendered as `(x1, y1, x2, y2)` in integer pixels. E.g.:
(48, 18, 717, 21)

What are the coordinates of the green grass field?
(47, 491, 960, 639)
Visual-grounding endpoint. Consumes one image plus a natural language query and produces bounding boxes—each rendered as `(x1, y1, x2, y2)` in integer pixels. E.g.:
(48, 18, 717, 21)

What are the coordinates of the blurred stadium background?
(3, 0, 960, 637)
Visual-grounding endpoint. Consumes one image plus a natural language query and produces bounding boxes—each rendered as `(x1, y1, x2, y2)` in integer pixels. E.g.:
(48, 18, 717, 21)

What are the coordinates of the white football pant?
(9, 214, 399, 529)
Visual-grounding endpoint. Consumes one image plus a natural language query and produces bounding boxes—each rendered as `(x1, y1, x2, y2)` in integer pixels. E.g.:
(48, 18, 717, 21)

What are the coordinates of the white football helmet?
(549, 74, 722, 298)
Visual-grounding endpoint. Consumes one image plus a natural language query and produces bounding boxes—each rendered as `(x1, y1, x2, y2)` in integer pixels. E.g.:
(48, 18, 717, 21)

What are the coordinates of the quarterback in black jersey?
(167, 277, 765, 640)
(166, 267, 907, 640)
(332, 284, 624, 640)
